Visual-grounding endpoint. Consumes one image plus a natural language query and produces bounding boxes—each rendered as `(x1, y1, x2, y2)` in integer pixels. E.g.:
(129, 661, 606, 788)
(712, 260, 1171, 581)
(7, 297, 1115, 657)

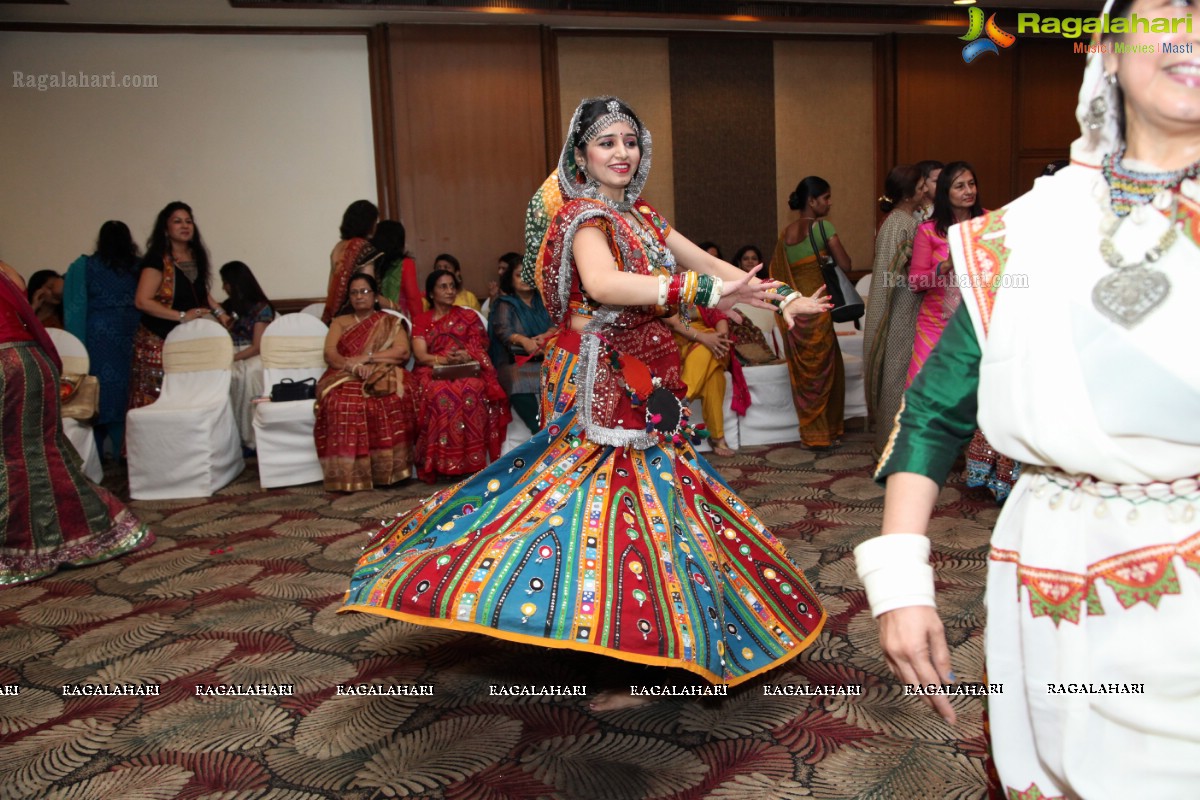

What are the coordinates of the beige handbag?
(60, 373, 100, 420)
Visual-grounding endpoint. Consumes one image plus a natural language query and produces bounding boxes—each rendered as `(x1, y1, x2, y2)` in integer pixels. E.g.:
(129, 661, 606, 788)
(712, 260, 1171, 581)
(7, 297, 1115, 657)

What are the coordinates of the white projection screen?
(0, 30, 377, 301)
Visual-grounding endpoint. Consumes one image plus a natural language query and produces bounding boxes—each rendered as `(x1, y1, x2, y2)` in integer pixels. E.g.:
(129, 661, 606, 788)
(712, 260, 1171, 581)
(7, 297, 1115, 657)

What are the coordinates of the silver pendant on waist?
(1092, 187, 1178, 328)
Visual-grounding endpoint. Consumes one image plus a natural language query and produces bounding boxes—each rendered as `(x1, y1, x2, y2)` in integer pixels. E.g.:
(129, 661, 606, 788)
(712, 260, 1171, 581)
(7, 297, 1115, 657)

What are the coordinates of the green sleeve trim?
(875, 304, 981, 485)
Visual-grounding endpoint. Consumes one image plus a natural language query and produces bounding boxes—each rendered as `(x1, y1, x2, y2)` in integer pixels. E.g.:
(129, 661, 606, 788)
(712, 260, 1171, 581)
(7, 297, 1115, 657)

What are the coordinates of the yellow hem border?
(339, 602, 828, 688)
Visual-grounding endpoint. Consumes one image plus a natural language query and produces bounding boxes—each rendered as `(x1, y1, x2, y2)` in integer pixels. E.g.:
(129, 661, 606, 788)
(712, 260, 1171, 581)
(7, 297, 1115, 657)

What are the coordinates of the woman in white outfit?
(856, 0, 1200, 795)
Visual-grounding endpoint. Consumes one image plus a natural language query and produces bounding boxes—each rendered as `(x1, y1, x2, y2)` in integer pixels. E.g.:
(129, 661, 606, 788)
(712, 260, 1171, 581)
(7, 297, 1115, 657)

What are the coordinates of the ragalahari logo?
(961, 7, 1017, 63)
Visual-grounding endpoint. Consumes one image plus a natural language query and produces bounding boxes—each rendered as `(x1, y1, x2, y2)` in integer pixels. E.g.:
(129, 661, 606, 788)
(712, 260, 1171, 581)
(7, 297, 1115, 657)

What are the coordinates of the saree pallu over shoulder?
(864, 211, 919, 452)
(314, 311, 413, 491)
(323, 238, 379, 325)
(767, 234, 843, 448)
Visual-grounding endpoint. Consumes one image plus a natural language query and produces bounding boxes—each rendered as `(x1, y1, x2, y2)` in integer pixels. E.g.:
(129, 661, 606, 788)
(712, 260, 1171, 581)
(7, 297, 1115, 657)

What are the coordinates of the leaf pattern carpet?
(1, 432, 1001, 799)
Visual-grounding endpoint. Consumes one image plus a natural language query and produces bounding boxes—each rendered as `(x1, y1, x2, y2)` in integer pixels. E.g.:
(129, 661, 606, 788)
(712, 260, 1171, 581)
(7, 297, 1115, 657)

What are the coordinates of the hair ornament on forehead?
(577, 101, 640, 145)
(557, 96, 653, 213)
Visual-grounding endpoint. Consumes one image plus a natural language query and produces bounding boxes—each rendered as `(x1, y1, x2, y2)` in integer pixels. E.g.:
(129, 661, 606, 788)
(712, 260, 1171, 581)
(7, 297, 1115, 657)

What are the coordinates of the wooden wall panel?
(775, 40, 876, 276)
(389, 25, 547, 294)
(669, 37, 776, 259)
(556, 36, 674, 223)
(1016, 40, 1084, 153)
(895, 35, 1014, 207)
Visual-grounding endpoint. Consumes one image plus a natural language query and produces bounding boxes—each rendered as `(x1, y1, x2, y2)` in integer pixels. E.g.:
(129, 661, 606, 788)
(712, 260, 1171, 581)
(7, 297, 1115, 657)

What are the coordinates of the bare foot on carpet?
(588, 689, 652, 712)
(710, 437, 735, 457)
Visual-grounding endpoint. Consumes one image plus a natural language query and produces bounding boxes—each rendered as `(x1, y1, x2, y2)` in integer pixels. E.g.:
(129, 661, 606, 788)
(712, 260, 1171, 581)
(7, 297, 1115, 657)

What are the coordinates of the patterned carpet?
(1, 432, 1000, 799)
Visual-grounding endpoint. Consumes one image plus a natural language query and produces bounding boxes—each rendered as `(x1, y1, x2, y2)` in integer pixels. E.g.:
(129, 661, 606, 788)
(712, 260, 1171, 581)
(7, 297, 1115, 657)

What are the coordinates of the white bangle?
(656, 274, 669, 306)
(704, 276, 724, 308)
(777, 292, 803, 314)
(853, 533, 936, 618)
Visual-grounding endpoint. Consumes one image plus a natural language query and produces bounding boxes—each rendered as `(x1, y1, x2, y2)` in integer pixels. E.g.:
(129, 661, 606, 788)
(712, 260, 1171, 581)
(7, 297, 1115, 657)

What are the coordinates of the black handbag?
(811, 220, 865, 324)
(269, 377, 317, 402)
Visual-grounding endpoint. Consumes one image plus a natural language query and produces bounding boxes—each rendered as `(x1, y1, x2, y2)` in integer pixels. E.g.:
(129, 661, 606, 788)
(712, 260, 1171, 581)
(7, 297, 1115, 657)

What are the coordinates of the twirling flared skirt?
(341, 347, 825, 684)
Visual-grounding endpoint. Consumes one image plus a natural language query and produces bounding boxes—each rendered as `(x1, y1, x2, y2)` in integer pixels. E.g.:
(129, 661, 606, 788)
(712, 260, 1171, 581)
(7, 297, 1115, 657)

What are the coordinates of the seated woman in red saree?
(314, 273, 414, 492)
(410, 269, 510, 482)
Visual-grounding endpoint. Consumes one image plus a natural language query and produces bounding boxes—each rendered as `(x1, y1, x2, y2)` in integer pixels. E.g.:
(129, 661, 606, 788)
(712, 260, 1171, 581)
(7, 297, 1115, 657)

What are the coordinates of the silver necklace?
(622, 211, 675, 274)
(1092, 189, 1177, 328)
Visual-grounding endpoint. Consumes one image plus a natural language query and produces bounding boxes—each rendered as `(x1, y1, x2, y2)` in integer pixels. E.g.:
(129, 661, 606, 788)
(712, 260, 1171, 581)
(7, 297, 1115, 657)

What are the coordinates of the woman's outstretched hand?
(715, 263, 782, 318)
(780, 285, 834, 329)
(878, 605, 957, 725)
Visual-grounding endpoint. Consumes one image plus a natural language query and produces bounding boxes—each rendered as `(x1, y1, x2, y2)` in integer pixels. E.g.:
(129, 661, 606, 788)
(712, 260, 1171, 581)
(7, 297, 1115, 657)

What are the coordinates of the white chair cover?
(501, 414, 533, 456)
(46, 328, 103, 483)
(688, 379, 740, 452)
(855, 273, 872, 298)
(734, 304, 866, 441)
(838, 329, 867, 419)
(730, 305, 800, 446)
(231, 347, 264, 449)
(381, 309, 414, 369)
(300, 302, 325, 319)
(252, 313, 329, 489)
(126, 318, 243, 500)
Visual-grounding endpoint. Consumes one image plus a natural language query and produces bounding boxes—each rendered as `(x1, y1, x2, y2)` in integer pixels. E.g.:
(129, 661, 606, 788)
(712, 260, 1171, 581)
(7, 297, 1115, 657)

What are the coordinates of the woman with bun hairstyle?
(768, 175, 852, 450)
(863, 164, 923, 456)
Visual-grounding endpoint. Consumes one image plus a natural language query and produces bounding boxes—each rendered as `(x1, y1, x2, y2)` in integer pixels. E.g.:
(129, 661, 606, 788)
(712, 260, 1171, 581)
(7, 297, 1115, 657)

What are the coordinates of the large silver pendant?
(1091, 265, 1171, 327)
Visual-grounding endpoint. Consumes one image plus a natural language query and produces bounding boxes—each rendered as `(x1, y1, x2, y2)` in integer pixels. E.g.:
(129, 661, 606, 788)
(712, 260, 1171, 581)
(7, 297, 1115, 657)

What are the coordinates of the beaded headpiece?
(576, 99, 640, 145)
(557, 96, 653, 213)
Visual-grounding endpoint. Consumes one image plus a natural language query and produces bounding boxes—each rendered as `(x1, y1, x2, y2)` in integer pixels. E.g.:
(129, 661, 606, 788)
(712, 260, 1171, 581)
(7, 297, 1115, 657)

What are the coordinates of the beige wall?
(556, 37, 674, 224)
(0, 31, 375, 300)
(773, 40, 875, 272)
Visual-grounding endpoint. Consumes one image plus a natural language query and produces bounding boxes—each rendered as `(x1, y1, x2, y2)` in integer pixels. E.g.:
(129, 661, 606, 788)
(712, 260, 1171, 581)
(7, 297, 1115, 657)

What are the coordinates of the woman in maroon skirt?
(0, 260, 152, 585)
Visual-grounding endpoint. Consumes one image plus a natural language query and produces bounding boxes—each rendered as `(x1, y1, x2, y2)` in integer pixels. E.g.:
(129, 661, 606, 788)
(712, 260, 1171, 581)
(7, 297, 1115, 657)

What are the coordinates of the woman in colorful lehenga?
(129, 202, 228, 411)
(409, 269, 510, 481)
(0, 260, 152, 585)
(769, 175, 853, 450)
(858, 1, 1200, 794)
(342, 96, 831, 707)
(863, 164, 922, 458)
(63, 220, 142, 460)
(314, 273, 413, 492)
(322, 199, 381, 325)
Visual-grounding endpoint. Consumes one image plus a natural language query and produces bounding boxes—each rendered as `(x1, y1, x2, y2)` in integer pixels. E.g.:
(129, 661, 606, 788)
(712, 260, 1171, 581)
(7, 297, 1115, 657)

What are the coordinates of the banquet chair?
(381, 309, 414, 369)
(834, 287, 868, 420)
(731, 304, 802, 446)
(501, 413, 533, 456)
(46, 328, 103, 483)
(689, 381, 740, 452)
(126, 318, 244, 500)
(300, 302, 325, 319)
(252, 313, 329, 489)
